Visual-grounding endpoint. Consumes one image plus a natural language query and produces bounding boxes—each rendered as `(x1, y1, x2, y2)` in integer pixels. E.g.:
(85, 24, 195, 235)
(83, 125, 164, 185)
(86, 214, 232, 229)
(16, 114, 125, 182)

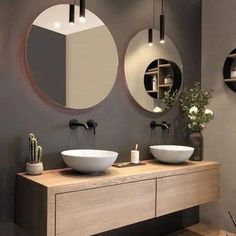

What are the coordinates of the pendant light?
(160, 0, 165, 44)
(69, 3, 75, 25)
(79, 0, 86, 22)
(148, 29, 153, 46)
(148, 0, 155, 46)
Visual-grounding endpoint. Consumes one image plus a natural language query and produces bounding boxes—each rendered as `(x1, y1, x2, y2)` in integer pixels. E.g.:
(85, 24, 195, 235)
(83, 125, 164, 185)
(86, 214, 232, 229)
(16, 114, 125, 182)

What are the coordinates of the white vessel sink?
(150, 145, 194, 164)
(61, 149, 118, 173)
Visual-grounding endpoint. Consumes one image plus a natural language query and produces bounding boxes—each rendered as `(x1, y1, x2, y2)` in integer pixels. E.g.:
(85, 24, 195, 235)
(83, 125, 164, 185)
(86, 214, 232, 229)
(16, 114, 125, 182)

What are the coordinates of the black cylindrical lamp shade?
(69, 4, 75, 24)
(160, 14, 165, 43)
(148, 29, 153, 46)
(80, 0, 86, 21)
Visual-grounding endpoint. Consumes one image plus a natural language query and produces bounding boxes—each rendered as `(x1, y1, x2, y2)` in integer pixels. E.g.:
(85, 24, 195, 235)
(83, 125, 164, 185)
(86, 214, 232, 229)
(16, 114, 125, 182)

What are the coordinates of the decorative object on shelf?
(152, 75, 158, 91)
(26, 133, 43, 175)
(164, 75, 173, 84)
(179, 83, 213, 161)
(231, 67, 236, 79)
(223, 48, 236, 92)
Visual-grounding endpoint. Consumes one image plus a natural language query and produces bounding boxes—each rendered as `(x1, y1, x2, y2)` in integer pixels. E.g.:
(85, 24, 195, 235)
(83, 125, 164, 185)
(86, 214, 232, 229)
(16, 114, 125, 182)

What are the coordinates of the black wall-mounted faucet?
(69, 119, 98, 135)
(150, 121, 170, 132)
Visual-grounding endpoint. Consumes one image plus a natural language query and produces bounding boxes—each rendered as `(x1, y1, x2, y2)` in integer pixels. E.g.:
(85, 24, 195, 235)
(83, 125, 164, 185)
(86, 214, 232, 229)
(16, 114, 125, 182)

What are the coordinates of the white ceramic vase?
(26, 162, 43, 175)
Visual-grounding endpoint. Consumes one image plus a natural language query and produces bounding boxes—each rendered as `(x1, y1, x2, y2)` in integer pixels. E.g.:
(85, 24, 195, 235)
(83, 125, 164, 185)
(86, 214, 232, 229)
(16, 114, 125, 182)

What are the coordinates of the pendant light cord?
(161, 0, 164, 14)
(153, 0, 155, 29)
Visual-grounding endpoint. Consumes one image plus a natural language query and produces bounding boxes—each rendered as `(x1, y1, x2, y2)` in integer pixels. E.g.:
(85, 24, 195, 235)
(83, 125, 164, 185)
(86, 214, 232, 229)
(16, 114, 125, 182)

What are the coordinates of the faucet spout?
(161, 123, 169, 129)
(69, 119, 98, 135)
(150, 121, 170, 132)
(69, 120, 89, 130)
(83, 123, 89, 130)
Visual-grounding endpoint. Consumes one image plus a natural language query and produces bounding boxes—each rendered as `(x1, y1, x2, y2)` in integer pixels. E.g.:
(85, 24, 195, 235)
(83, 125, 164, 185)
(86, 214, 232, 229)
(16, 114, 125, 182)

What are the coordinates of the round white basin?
(150, 145, 194, 164)
(61, 149, 118, 173)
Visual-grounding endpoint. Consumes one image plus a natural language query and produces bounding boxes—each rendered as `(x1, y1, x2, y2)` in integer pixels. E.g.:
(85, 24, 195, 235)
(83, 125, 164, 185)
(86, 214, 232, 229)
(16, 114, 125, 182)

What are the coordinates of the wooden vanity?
(16, 161, 220, 236)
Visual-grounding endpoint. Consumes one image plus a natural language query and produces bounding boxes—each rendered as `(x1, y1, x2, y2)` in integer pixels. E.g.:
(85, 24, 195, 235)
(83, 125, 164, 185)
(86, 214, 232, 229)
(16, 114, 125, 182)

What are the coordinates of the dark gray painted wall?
(200, 0, 236, 232)
(27, 25, 66, 105)
(0, 0, 201, 235)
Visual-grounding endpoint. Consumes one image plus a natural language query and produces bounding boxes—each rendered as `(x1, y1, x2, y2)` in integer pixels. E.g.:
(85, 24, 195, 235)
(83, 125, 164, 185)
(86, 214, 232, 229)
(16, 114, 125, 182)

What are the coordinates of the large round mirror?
(27, 4, 118, 109)
(125, 29, 183, 113)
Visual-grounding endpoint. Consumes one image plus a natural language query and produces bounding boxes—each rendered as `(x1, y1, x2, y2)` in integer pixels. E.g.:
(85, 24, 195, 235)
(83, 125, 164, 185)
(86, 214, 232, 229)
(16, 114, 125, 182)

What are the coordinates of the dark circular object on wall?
(223, 48, 236, 92)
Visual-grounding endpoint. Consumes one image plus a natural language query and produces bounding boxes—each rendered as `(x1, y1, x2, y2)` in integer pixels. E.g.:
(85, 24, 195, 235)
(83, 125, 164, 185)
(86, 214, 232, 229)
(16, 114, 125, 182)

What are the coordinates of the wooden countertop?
(17, 160, 219, 193)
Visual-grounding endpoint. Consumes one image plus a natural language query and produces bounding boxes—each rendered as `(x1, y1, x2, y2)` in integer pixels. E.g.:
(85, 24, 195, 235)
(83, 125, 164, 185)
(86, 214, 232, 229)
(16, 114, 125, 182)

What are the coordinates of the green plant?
(29, 133, 43, 164)
(162, 88, 178, 111)
(179, 82, 213, 132)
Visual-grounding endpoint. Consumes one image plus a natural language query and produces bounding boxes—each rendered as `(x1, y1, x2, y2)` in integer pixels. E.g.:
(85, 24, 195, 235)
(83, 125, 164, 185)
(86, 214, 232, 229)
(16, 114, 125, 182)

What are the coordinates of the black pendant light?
(148, 29, 153, 46)
(160, 0, 165, 44)
(80, 0, 86, 22)
(69, 3, 75, 25)
(148, 0, 155, 46)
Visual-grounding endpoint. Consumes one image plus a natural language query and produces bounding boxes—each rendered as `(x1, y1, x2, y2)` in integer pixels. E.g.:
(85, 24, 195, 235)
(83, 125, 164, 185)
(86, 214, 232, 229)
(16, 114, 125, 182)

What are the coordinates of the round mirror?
(26, 4, 118, 109)
(125, 29, 183, 113)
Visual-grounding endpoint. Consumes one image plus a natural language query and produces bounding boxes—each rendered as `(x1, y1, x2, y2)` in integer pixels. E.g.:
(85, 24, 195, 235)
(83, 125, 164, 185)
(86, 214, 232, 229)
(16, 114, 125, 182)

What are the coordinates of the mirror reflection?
(125, 29, 183, 113)
(144, 59, 182, 111)
(27, 4, 118, 109)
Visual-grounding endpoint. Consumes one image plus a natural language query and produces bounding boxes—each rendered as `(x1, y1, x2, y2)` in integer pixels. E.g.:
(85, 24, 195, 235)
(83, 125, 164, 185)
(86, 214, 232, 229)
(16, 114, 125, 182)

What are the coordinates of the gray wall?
(0, 0, 201, 235)
(27, 25, 66, 105)
(201, 0, 236, 232)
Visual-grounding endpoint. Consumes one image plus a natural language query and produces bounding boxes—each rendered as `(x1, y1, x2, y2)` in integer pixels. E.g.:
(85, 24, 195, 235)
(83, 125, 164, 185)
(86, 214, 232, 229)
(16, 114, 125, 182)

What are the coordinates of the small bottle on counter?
(131, 144, 140, 164)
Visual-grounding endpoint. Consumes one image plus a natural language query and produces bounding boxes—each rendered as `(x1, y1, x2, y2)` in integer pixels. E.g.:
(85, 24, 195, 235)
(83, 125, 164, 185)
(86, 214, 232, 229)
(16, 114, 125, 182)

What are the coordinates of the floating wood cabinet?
(156, 169, 219, 217)
(56, 180, 156, 236)
(16, 161, 220, 236)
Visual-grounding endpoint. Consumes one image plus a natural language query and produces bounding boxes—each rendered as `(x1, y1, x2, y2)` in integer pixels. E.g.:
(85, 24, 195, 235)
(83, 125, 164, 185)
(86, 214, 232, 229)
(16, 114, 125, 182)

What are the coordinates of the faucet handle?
(86, 120, 98, 135)
(150, 121, 158, 130)
(69, 119, 79, 130)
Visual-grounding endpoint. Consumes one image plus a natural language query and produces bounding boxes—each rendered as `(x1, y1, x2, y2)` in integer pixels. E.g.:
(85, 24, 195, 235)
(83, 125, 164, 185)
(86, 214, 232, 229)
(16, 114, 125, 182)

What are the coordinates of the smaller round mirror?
(223, 48, 236, 92)
(125, 29, 183, 113)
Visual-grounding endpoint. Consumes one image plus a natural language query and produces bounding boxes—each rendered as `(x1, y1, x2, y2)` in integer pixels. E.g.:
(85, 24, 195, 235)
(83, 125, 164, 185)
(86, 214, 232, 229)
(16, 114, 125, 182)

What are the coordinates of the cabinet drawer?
(56, 180, 156, 236)
(156, 169, 219, 217)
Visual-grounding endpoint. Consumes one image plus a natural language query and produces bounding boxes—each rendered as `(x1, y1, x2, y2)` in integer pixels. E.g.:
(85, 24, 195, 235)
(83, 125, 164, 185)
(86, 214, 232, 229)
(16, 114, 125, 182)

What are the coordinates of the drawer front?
(156, 169, 219, 217)
(56, 180, 156, 236)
